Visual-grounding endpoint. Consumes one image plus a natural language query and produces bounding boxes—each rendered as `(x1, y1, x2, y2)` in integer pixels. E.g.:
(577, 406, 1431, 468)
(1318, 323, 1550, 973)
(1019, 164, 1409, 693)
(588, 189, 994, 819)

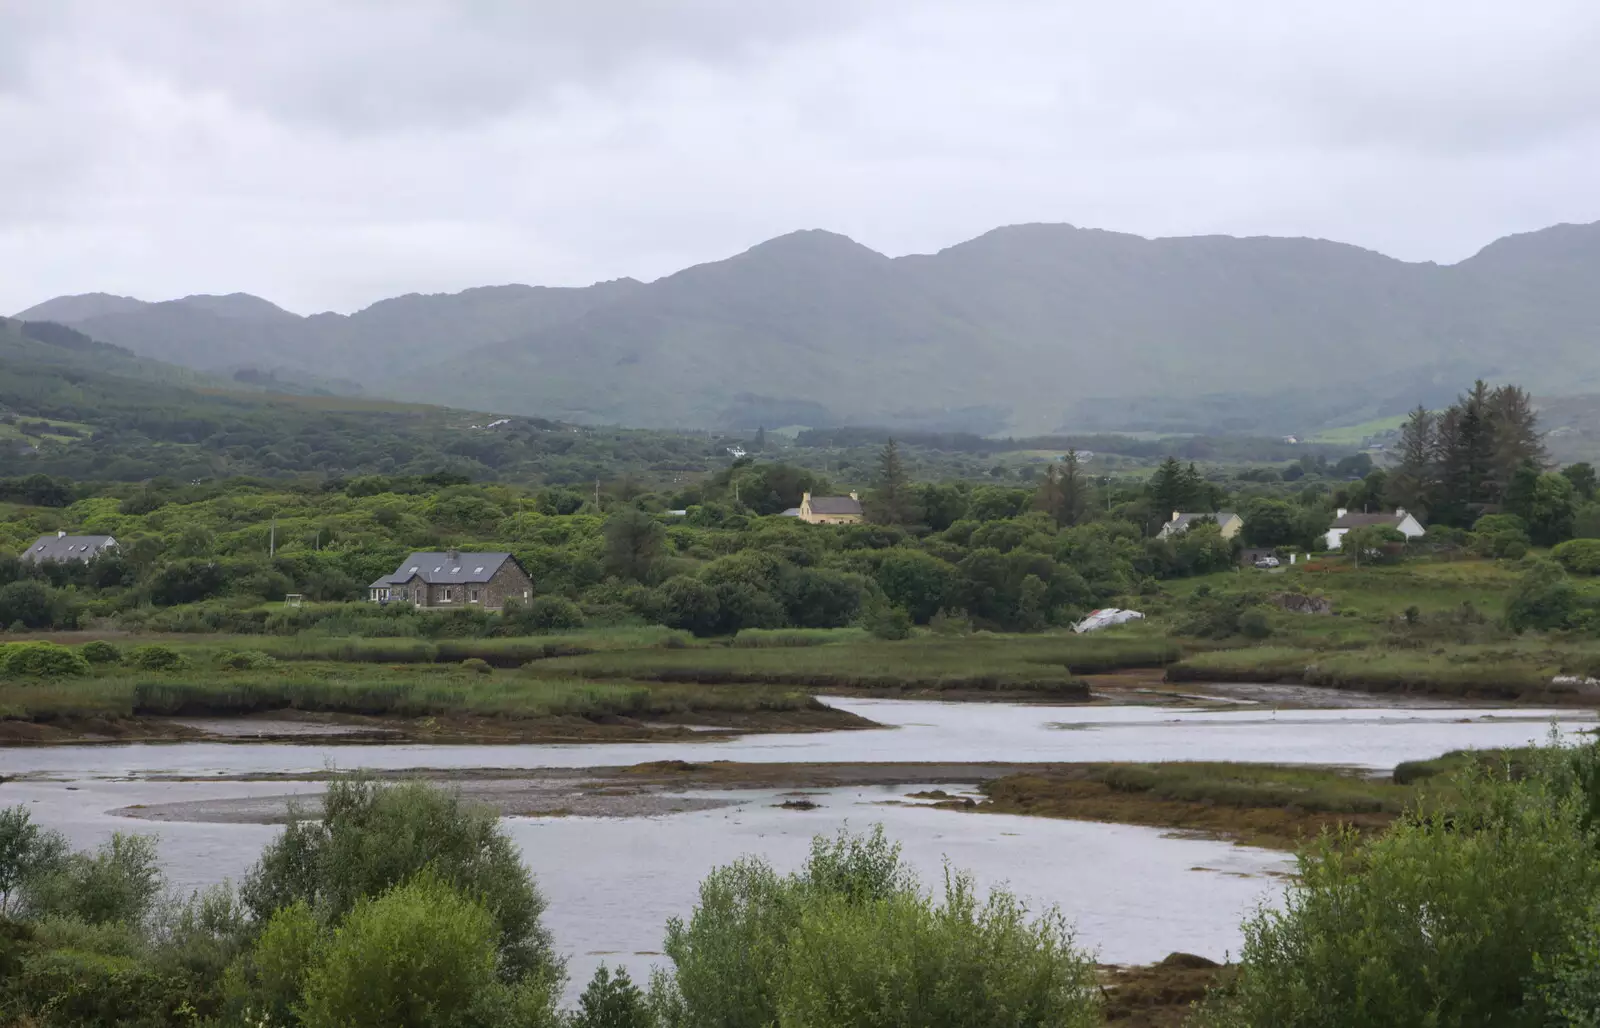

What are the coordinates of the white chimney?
(1171, 511, 1181, 521)
(57, 529, 67, 538)
(1394, 507, 1406, 517)
(1336, 507, 1348, 519)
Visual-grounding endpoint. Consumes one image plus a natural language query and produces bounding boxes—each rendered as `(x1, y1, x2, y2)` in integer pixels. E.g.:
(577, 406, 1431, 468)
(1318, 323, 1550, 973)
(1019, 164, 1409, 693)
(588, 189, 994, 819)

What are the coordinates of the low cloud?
(3, 0, 1599, 314)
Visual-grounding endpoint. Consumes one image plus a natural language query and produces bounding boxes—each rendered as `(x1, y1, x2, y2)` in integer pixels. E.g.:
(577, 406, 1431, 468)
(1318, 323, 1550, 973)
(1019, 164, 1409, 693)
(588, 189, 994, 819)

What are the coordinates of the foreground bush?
(240, 778, 559, 983)
(652, 826, 1099, 1028)
(127, 644, 190, 672)
(79, 640, 122, 664)
(1554, 538, 1600, 576)
(1198, 748, 1600, 1027)
(0, 641, 90, 678)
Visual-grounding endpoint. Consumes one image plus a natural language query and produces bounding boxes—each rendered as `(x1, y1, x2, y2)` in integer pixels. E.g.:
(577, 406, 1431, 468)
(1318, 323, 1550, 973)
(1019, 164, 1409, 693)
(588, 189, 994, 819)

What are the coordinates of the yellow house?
(786, 491, 864, 524)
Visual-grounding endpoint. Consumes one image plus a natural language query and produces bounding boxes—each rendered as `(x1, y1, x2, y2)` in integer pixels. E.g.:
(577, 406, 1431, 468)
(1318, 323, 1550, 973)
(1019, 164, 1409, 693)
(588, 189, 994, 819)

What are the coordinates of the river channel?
(1, 694, 1591, 993)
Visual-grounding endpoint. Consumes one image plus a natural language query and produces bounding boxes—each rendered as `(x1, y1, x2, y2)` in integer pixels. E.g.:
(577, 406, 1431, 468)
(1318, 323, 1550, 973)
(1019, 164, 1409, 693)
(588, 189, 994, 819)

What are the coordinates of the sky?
(4, 0, 1600, 315)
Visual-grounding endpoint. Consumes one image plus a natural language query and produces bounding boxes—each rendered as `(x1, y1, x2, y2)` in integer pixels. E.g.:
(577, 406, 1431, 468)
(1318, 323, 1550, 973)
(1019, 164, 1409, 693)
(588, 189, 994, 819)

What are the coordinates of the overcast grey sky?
(4, 0, 1599, 315)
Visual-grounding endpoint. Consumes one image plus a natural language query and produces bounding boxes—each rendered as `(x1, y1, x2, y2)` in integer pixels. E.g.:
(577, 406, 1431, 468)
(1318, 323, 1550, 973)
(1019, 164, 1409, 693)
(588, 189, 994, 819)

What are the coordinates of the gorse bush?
(127, 644, 189, 672)
(78, 639, 122, 664)
(215, 648, 276, 671)
(0, 641, 90, 678)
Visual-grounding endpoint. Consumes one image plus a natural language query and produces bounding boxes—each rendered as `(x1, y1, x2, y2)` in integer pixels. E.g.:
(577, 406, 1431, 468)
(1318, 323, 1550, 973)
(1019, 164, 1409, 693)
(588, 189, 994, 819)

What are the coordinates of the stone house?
(22, 531, 119, 563)
(780, 491, 864, 525)
(367, 550, 532, 610)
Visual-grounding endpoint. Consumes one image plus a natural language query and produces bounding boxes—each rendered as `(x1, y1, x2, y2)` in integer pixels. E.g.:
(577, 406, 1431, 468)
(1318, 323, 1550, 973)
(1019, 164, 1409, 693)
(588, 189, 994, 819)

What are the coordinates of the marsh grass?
(1166, 641, 1595, 700)
(529, 632, 1179, 693)
(0, 666, 816, 721)
(979, 760, 1428, 849)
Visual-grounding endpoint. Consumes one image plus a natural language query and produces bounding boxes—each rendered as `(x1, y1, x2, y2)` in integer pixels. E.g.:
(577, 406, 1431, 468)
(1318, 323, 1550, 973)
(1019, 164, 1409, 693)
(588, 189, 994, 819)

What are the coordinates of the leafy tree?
(1562, 462, 1598, 502)
(1241, 498, 1299, 547)
(0, 580, 56, 630)
(1524, 472, 1580, 547)
(1342, 524, 1406, 567)
(1553, 539, 1600, 576)
(0, 806, 68, 918)
(604, 509, 666, 583)
(240, 779, 558, 984)
(21, 833, 163, 927)
(1506, 560, 1582, 632)
(875, 550, 959, 624)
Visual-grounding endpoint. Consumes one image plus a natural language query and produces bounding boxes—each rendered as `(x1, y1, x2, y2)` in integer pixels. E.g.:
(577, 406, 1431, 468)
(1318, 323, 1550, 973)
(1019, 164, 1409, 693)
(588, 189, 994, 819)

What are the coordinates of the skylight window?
(474, 566, 484, 574)
(408, 566, 419, 574)
(433, 566, 443, 573)
(451, 567, 461, 574)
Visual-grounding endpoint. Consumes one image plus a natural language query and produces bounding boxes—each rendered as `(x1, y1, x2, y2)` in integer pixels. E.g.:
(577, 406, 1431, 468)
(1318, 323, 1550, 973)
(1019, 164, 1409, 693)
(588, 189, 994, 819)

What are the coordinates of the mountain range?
(17, 221, 1600, 435)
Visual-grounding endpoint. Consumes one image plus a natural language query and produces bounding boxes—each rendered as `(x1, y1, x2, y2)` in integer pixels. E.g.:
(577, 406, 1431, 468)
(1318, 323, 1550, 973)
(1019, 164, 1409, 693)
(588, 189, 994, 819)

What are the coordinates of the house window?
(443, 588, 453, 602)
(470, 587, 480, 603)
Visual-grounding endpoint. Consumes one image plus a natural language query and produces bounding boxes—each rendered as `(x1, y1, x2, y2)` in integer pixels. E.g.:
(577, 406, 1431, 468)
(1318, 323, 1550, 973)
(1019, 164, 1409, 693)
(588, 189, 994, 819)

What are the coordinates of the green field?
(1307, 412, 1409, 445)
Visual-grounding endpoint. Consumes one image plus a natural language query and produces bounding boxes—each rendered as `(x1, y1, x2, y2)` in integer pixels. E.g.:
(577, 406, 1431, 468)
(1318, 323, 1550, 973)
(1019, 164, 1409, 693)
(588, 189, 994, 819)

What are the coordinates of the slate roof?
(22, 534, 117, 563)
(1331, 512, 1414, 529)
(372, 552, 516, 586)
(1159, 512, 1237, 536)
(807, 496, 863, 516)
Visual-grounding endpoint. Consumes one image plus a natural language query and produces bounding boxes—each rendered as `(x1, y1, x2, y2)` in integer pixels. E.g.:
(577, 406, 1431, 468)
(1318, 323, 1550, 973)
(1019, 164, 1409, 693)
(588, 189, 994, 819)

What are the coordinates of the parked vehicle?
(1254, 556, 1281, 569)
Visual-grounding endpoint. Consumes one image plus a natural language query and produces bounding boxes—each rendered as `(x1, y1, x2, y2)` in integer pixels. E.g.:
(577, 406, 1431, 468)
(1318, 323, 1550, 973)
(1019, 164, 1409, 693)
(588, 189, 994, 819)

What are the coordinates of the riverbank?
(99, 755, 1456, 852)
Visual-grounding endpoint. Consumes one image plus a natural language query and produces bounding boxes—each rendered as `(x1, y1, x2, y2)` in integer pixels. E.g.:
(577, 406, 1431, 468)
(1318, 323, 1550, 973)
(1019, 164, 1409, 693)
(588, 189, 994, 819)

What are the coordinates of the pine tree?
(1035, 450, 1088, 527)
(753, 426, 766, 452)
(1486, 384, 1545, 500)
(868, 438, 915, 525)
(1149, 457, 1187, 521)
(1058, 450, 1088, 527)
(1385, 406, 1438, 515)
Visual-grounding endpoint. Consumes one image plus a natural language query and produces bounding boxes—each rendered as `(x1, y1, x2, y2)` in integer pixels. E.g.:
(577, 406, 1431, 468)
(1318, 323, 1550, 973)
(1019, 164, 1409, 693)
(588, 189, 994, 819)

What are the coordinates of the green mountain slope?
(19, 221, 1600, 434)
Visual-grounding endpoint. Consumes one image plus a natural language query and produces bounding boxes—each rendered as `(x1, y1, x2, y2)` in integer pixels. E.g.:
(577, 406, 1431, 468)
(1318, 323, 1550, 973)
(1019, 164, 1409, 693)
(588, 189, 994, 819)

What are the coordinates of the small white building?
(1324, 508, 1426, 550)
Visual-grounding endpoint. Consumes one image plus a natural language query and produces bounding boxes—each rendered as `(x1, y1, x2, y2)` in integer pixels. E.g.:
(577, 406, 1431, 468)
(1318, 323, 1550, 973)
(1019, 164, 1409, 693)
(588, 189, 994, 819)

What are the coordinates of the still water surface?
(2, 697, 1589, 779)
(0, 696, 1589, 995)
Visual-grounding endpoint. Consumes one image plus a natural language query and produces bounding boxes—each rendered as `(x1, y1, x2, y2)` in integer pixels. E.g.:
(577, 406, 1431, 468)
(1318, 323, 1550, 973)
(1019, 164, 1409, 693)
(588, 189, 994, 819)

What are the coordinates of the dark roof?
(22, 534, 117, 563)
(1331, 512, 1413, 529)
(373, 552, 517, 585)
(807, 496, 863, 516)
(1160, 512, 1237, 535)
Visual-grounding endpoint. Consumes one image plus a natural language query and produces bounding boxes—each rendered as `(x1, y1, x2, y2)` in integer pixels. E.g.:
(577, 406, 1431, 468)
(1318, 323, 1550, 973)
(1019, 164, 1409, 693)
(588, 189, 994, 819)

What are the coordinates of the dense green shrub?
(20, 833, 163, 928)
(216, 649, 277, 671)
(127, 645, 190, 672)
(505, 595, 585, 633)
(572, 965, 653, 1028)
(653, 826, 1098, 1028)
(1505, 560, 1584, 633)
(1, 641, 91, 678)
(1554, 538, 1600, 576)
(299, 874, 507, 1028)
(240, 779, 558, 983)
(461, 656, 493, 675)
(1198, 753, 1600, 1027)
(79, 640, 122, 664)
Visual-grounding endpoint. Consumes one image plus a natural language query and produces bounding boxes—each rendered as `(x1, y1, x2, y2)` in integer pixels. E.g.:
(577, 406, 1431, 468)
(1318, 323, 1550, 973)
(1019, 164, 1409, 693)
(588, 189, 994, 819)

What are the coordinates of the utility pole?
(269, 517, 276, 558)
(593, 478, 601, 512)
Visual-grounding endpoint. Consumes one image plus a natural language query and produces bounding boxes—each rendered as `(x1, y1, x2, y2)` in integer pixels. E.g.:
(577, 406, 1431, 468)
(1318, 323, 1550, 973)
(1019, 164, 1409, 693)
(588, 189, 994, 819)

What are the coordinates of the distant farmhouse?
(21, 531, 118, 563)
(368, 550, 532, 610)
(780, 491, 864, 525)
(1324, 508, 1426, 550)
(1156, 511, 1243, 541)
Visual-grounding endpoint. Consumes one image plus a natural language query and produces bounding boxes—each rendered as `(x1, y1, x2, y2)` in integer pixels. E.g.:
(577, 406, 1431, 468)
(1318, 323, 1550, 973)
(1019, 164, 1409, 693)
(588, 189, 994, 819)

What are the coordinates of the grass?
(0, 663, 821, 722)
(975, 760, 1425, 849)
(529, 632, 1181, 695)
(1165, 645, 1576, 700)
(1307, 413, 1409, 445)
